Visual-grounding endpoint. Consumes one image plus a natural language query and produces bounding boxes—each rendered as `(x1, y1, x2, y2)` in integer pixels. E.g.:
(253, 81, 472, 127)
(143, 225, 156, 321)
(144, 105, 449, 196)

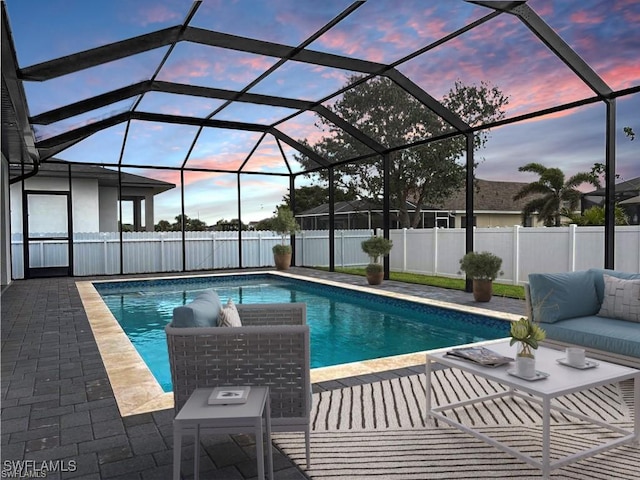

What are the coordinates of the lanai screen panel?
(136, 92, 226, 119)
(121, 120, 201, 168)
(157, 42, 278, 91)
(187, 128, 265, 172)
(32, 99, 135, 143)
(247, 60, 360, 102)
(277, 110, 376, 169)
(322, 77, 458, 151)
(531, 0, 640, 91)
(213, 103, 298, 125)
(398, 12, 594, 123)
(241, 135, 292, 175)
(23, 48, 169, 115)
(183, 171, 238, 270)
(189, 0, 354, 46)
(306, 0, 489, 64)
(119, 167, 183, 274)
(52, 124, 129, 165)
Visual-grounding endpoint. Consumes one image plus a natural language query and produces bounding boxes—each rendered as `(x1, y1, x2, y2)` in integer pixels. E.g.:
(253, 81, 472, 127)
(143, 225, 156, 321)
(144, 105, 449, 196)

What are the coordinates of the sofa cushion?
(172, 289, 222, 328)
(597, 274, 640, 323)
(218, 298, 242, 327)
(542, 315, 640, 358)
(528, 271, 599, 323)
(588, 268, 640, 304)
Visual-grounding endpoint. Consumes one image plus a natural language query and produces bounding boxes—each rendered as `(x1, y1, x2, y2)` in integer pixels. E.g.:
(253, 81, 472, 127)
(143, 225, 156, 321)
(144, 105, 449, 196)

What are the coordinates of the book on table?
(208, 386, 251, 405)
(445, 346, 513, 367)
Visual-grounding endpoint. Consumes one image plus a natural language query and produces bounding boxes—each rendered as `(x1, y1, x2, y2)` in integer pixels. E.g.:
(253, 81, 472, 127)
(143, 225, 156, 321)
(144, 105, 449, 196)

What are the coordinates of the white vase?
(516, 356, 536, 378)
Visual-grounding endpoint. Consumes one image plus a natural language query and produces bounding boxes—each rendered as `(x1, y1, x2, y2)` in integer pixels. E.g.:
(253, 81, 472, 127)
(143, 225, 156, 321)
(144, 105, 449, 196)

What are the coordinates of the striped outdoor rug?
(273, 370, 638, 479)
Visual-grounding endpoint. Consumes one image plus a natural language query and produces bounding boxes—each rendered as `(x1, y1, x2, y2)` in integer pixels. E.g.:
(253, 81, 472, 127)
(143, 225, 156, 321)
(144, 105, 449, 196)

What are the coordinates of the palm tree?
(513, 163, 600, 226)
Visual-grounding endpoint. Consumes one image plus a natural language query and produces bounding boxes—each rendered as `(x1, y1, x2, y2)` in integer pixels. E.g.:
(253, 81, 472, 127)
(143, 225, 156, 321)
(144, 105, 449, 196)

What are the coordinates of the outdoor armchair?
(165, 302, 312, 466)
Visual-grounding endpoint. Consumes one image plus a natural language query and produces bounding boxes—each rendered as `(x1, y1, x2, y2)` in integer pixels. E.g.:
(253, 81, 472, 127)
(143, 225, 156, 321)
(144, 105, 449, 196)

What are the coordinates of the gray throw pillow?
(218, 298, 242, 327)
(597, 274, 640, 323)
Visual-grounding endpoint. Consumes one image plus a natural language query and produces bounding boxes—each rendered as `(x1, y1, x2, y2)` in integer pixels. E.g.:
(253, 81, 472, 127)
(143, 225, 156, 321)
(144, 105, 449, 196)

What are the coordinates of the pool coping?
(77, 270, 521, 417)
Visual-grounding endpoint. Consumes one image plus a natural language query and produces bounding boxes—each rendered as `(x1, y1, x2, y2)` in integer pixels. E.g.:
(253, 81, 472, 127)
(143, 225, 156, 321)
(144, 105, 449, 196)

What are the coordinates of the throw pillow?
(218, 298, 242, 327)
(597, 274, 640, 323)
(172, 289, 223, 328)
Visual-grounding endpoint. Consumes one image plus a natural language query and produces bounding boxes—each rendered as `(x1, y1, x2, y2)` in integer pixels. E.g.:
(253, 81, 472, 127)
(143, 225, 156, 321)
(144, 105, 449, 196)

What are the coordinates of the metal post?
(383, 154, 390, 280)
(604, 98, 616, 269)
(328, 168, 335, 271)
(465, 133, 474, 292)
(289, 175, 296, 267)
(237, 172, 243, 268)
(180, 169, 186, 272)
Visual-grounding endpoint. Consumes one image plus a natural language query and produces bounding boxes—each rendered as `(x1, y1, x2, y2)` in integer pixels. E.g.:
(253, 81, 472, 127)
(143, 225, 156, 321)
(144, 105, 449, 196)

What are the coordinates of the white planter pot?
(516, 356, 536, 378)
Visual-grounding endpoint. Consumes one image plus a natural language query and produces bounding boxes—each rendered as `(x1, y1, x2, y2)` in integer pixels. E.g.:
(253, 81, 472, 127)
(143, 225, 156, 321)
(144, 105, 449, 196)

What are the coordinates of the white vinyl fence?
(11, 225, 640, 282)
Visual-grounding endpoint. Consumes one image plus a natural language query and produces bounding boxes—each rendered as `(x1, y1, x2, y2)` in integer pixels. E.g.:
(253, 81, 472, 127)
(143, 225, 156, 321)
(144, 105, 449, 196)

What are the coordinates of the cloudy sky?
(5, 0, 639, 225)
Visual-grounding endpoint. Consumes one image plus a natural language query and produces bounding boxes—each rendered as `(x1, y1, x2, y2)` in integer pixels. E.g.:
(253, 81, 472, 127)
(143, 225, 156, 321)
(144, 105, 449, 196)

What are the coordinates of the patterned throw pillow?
(218, 298, 242, 327)
(597, 274, 640, 323)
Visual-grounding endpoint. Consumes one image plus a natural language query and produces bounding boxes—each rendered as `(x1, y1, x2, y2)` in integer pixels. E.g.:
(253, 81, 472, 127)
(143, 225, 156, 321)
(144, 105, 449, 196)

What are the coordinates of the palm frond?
(513, 182, 552, 200)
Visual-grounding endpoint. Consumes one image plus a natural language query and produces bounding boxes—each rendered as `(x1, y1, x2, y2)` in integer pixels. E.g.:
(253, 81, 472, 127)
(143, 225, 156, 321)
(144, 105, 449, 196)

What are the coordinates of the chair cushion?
(542, 315, 640, 358)
(218, 298, 242, 327)
(171, 289, 222, 327)
(528, 270, 599, 323)
(597, 274, 640, 323)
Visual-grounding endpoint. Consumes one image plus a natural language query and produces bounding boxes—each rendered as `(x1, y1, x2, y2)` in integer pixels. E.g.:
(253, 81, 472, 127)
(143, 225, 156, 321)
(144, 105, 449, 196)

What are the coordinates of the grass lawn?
(325, 267, 525, 300)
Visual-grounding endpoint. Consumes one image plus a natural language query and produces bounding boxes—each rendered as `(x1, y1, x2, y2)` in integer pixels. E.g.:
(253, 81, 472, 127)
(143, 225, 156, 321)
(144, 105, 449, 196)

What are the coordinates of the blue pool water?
(94, 274, 509, 392)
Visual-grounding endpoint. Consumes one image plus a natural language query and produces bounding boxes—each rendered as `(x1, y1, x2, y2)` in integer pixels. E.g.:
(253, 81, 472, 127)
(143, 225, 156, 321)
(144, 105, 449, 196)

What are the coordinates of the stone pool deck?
(1, 268, 525, 479)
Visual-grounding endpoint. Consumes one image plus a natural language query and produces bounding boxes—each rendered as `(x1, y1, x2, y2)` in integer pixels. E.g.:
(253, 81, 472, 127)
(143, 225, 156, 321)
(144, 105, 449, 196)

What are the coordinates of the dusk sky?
(4, 0, 639, 225)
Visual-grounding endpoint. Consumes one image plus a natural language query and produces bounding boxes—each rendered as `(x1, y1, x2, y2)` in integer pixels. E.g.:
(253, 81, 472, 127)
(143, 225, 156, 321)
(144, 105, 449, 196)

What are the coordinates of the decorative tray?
(556, 358, 599, 370)
(506, 368, 549, 381)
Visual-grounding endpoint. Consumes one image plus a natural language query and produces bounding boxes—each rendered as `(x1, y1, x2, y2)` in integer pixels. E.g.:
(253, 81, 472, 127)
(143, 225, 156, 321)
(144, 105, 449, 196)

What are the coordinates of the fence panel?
(295, 230, 372, 267)
(475, 228, 517, 283)
(616, 226, 640, 272)
(9, 226, 640, 280)
(433, 229, 467, 277)
(518, 227, 572, 278)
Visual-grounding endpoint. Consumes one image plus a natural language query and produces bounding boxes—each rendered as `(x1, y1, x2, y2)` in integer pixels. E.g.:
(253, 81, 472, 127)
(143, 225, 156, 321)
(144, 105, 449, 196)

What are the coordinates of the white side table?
(173, 386, 273, 480)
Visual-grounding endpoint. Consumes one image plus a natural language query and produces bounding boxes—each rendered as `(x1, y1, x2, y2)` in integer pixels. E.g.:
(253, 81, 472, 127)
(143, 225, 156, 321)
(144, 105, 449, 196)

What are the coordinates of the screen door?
(24, 191, 72, 278)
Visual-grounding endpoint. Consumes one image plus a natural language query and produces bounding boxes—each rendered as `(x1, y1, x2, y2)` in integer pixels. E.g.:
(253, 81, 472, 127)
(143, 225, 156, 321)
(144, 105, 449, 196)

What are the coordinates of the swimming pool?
(94, 273, 510, 392)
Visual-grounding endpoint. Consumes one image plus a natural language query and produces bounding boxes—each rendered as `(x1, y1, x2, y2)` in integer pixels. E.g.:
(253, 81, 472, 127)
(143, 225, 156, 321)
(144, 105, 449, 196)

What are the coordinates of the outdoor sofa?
(165, 289, 311, 466)
(525, 268, 640, 366)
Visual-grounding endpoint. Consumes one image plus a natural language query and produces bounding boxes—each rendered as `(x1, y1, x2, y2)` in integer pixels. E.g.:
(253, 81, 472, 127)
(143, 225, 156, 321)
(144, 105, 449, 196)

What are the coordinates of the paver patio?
(1, 268, 525, 479)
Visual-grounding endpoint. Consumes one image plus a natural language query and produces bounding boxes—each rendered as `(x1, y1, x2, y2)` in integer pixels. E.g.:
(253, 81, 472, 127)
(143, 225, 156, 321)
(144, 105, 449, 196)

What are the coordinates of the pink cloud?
(569, 10, 604, 25)
(406, 16, 448, 43)
(599, 63, 640, 89)
(317, 30, 362, 57)
(159, 58, 214, 82)
(137, 5, 181, 26)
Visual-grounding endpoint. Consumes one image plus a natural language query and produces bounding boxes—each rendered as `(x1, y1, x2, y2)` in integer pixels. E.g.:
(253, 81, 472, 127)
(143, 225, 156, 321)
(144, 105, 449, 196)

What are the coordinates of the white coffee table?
(425, 341, 639, 477)
(173, 386, 273, 480)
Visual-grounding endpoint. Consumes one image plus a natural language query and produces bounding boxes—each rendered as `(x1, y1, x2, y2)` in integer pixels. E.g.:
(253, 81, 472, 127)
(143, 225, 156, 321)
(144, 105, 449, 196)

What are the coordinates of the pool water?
(95, 274, 509, 392)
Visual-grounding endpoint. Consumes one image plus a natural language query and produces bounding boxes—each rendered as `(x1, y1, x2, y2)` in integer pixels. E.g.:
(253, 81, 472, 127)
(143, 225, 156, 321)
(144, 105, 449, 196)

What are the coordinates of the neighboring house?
(9, 160, 175, 234)
(296, 199, 455, 230)
(296, 179, 538, 230)
(581, 176, 640, 225)
(434, 179, 542, 228)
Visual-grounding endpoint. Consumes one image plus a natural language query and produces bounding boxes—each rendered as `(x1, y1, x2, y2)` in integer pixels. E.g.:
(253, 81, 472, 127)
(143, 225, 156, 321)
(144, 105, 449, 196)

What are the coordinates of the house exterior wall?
(10, 176, 102, 233)
(99, 186, 118, 232)
(452, 212, 543, 228)
(1, 155, 11, 286)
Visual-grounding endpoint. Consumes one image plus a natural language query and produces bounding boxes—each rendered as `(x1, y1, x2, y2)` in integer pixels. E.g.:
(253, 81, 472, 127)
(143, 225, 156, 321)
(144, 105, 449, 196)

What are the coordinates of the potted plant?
(271, 206, 300, 270)
(509, 317, 546, 377)
(361, 235, 393, 285)
(458, 251, 503, 302)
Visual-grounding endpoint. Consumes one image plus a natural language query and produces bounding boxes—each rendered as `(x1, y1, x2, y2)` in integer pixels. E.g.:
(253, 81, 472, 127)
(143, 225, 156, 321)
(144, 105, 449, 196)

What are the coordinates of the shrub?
(459, 251, 503, 280)
(361, 236, 393, 263)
